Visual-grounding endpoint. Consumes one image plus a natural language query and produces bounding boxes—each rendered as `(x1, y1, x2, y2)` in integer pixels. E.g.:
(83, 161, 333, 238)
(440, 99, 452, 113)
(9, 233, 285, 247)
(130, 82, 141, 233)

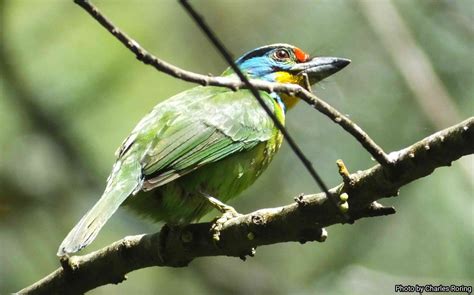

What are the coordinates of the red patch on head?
(293, 47, 309, 62)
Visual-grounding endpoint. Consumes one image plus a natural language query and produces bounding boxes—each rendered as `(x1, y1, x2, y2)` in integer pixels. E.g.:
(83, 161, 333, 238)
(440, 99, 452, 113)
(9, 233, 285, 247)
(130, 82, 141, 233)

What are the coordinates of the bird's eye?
(274, 49, 290, 60)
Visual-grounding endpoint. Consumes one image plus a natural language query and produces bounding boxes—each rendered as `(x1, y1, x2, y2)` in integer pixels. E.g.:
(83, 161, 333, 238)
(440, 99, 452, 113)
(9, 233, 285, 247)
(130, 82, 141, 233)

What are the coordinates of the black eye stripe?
(239, 45, 294, 62)
(239, 47, 275, 62)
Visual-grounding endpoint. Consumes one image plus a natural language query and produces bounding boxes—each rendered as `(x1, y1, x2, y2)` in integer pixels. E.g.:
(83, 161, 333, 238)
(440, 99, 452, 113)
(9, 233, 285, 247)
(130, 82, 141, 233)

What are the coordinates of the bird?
(57, 43, 350, 256)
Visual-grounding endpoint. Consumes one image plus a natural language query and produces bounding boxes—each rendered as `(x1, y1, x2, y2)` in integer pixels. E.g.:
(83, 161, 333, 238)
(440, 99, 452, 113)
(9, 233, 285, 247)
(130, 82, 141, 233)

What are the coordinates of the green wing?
(117, 86, 280, 190)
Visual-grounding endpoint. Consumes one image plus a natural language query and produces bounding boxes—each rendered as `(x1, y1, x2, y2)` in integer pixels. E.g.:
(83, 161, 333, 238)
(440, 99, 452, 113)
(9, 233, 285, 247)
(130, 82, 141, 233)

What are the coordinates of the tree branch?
(73, 0, 392, 167)
(19, 118, 474, 294)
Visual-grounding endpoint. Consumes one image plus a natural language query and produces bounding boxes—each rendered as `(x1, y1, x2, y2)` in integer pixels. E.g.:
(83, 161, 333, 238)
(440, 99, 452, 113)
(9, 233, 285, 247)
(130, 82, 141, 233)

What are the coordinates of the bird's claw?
(200, 192, 242, 244)
(211, 207, 242, 243)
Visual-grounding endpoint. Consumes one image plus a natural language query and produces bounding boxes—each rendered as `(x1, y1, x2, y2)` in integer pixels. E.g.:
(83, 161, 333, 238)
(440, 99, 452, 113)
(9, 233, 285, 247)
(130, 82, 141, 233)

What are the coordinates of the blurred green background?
(1, 0, 472, 294)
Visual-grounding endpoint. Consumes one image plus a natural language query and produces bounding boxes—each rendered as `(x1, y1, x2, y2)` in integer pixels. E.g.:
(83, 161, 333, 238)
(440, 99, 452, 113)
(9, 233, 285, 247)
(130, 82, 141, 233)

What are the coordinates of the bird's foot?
(200, 193, 242, 244)
(211, 207, 242, 243)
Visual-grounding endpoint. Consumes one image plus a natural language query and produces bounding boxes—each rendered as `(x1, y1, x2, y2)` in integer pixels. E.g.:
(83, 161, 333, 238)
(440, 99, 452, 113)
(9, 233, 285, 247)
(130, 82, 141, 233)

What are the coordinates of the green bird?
(57, 44, 350, 256)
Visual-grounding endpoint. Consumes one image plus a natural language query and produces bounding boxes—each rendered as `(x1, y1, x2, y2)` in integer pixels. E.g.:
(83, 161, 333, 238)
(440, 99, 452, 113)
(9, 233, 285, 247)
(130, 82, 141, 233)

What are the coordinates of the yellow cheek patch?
(274, 72, 303, 110)
(274, 71, 303, 84)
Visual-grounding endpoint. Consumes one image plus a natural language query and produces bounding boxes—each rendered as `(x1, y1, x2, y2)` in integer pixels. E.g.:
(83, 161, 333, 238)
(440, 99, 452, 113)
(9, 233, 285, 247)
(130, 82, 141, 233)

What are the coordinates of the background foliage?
(0, 0, 472, 294)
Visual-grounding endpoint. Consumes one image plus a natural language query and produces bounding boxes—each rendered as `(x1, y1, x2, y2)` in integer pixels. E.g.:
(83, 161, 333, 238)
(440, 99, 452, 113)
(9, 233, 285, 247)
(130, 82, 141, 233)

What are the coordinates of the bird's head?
(223, 43, 350, 109)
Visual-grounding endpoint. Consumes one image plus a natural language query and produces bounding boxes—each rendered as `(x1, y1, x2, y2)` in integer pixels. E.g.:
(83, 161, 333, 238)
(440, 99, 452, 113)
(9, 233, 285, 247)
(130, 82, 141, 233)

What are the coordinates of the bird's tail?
(57, 157, 142, 256)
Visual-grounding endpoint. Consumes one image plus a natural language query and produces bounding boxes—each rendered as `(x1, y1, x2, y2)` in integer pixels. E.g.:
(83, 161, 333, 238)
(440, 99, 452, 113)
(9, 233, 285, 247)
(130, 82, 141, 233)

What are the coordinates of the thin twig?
(179, 0, 349, 218)
(19, 117, 474, 294)
(73, 0, 392, 167)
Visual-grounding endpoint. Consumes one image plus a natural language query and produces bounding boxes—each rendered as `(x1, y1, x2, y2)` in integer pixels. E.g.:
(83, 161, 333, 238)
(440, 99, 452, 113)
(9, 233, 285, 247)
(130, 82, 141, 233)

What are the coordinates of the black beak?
(290, 57, 351, 85)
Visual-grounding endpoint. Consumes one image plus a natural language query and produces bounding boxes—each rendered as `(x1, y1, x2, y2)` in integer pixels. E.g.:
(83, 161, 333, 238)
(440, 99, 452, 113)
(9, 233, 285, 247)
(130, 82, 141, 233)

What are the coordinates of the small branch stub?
(336, 159, 354, 187)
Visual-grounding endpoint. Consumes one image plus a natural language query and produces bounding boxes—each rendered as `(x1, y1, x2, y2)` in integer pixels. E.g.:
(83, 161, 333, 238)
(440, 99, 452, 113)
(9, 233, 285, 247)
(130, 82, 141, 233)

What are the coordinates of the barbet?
(58, 44, 350, 255)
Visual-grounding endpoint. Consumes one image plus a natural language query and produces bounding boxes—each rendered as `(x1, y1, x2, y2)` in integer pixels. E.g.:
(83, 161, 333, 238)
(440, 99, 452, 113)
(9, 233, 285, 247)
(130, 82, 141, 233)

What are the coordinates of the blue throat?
(270, 92, 286, 113)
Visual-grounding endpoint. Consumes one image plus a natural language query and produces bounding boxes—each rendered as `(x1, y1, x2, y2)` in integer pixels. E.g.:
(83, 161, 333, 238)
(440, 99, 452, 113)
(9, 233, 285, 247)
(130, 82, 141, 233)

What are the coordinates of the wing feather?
(119, 86, 280, 189)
